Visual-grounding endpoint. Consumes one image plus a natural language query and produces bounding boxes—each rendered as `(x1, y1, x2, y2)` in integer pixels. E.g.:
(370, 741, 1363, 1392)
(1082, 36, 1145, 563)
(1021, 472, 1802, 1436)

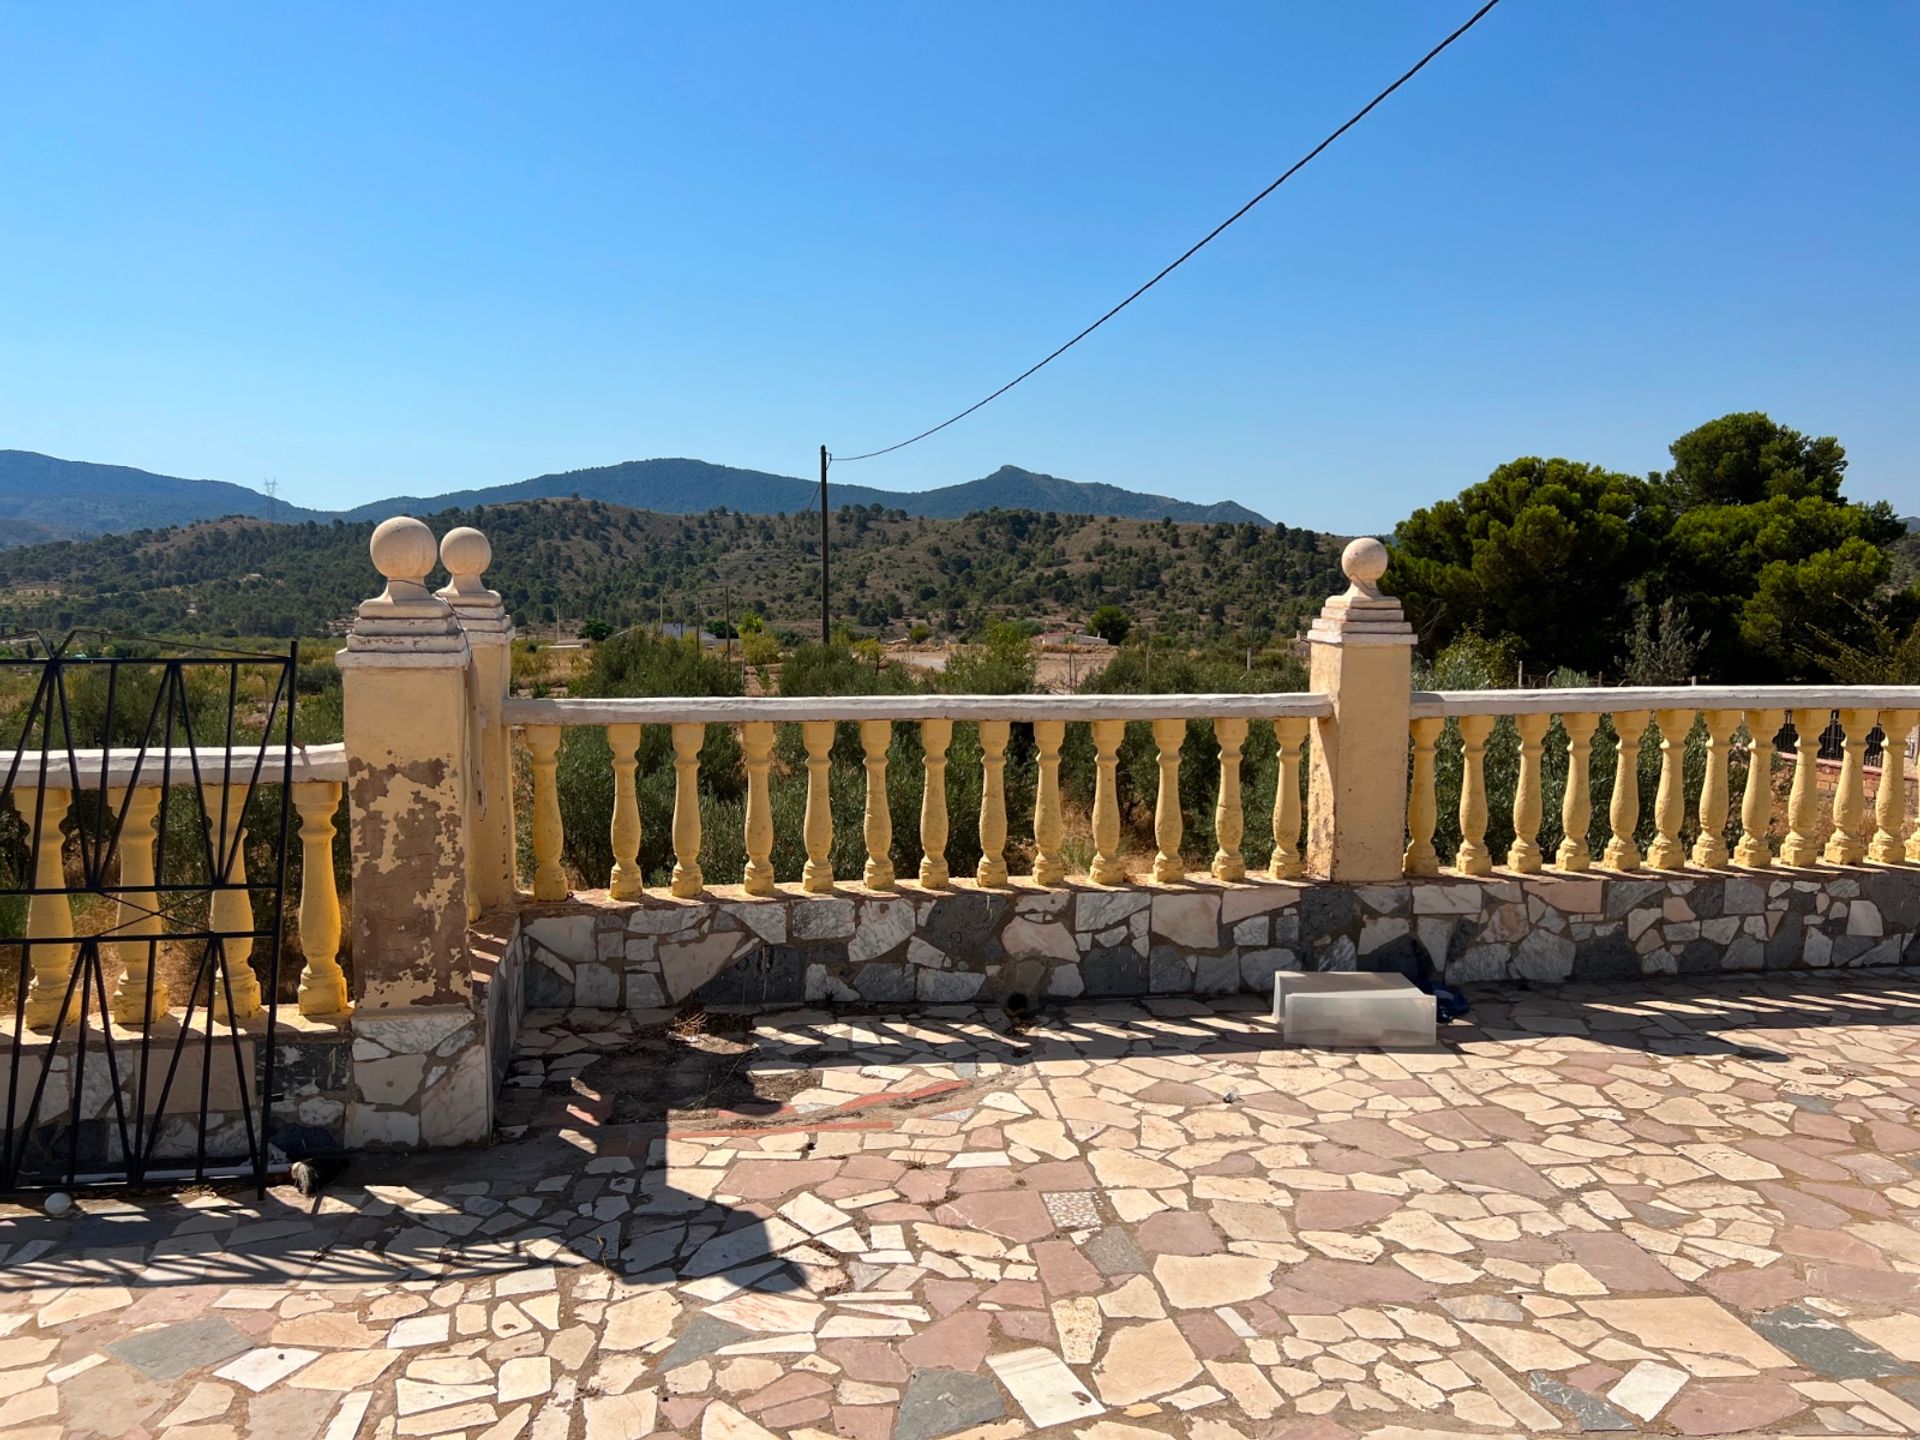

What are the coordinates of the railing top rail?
(1410, 685, 1920, 719)
(3, 742, 346, 789)
(505, 693, 1334, 726)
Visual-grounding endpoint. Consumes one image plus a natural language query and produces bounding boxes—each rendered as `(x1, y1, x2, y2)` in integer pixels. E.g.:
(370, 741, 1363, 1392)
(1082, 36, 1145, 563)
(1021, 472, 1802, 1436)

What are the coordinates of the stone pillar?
(1306, 538, 1416, 882)
(336, 516, 489, 1148)
(437, 526, 516, 912)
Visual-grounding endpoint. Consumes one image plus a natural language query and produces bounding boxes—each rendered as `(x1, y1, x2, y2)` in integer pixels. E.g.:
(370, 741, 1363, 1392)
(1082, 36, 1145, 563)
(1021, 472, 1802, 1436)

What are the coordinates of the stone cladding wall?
(508, 869, 1920, 1012)
(1, 1023, 352, 1173)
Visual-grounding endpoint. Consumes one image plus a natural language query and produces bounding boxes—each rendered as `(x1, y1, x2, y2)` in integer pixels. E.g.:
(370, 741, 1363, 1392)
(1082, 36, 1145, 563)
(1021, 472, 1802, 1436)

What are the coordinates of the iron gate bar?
(0, 637, 297, 1196)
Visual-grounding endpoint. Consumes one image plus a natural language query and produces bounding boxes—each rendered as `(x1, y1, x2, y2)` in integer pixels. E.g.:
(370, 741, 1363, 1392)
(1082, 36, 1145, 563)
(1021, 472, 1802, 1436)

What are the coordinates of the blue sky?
(2, 2, 1915, 530)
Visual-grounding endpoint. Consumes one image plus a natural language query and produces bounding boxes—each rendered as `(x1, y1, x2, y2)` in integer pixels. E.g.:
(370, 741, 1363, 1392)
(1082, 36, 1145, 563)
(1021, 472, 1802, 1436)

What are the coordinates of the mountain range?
(0, 450, 1269, 547)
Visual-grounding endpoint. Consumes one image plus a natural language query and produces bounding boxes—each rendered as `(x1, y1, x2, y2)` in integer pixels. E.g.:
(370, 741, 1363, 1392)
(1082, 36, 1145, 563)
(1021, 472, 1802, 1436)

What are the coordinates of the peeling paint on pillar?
(346, 753, 472, 1009)
(335, 516, 492, 1148)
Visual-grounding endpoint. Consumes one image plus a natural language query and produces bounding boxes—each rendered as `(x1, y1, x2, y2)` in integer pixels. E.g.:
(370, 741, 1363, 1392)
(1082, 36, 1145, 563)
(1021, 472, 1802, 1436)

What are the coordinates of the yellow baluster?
(291, 780, 348, 1017)
(1453, 714, 1495, 876)
(607, 722, 643, 900)
(1556, 712, 1600, 871)
(1507, 712, 1550, 873)
(1823, 708, 1875, 866)
(1403, 717, 1443, 876)
(1646, 709, 1693, 870)
(108, 786, 166, 1025)
(1090, 719, 1127, 884)
(742, 721, 776, 895)
(1691, 710, 1741, 869)
(918, 718, 952, 887)
(1212, 717, 1247, 882)
(1871, 710, 1916, 865)
(19, 788, 77, 1030)
(801, 719, 834, 893)
(1734, 709, 1781, 868)
(976, 720, 1010, 887)
(203, 782, 262, 1022)
(1271, 717, 1308, 879)
(1150, 717, 1185, 883)
(669, 722, 705, 897)
(1032, 719, 1066, 886)
(1781, 708, 1825, 867)
(525, 724, 568, 900)
(1601, 711, 1650, 872)
(861, 719, 894, 890)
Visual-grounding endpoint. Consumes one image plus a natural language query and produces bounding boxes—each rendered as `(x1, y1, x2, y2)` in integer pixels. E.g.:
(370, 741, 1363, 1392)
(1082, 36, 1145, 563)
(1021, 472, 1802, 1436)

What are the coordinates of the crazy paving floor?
(6, 976, 1920, 1440)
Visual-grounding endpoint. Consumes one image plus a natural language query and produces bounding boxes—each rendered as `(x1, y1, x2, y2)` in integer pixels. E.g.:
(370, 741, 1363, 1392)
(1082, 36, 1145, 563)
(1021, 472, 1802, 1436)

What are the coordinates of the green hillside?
(0, 500, 1338, 645)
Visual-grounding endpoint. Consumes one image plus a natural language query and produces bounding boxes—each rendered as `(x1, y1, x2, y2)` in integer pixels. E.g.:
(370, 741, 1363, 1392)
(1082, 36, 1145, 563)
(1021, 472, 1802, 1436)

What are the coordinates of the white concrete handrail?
(505, 693, 1332, 725)
(1411, 685, 1920, 718)
(4, 741, 348, 789)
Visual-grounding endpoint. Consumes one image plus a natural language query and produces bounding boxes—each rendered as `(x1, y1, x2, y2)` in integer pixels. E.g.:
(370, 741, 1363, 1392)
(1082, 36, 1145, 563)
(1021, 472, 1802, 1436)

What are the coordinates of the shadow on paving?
(12, 969, 1917, 1310)
(1465, 970, 1920, 1059)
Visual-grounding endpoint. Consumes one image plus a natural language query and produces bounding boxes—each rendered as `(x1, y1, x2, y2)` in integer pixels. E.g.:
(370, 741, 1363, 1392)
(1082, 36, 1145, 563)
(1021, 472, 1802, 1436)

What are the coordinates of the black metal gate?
(1, 633, 296, 1194)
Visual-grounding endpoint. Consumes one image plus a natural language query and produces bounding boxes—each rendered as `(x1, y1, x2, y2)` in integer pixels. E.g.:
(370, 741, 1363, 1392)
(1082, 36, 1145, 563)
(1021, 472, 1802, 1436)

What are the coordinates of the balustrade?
(1871, 710, 1917, 865)
(1400, 689, 1920, 881)
(498, 696, 1328, 900)
(4, 747, 350, 1032)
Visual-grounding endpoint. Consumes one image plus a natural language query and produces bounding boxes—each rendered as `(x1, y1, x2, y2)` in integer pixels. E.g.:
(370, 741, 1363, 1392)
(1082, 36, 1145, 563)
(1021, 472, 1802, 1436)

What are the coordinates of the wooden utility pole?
(819, 445, 831, 644)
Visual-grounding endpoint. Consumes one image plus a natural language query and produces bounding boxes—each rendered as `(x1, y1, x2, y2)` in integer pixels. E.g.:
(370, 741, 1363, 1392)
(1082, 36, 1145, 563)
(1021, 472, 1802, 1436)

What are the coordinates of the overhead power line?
(833, 0, 1503, 465)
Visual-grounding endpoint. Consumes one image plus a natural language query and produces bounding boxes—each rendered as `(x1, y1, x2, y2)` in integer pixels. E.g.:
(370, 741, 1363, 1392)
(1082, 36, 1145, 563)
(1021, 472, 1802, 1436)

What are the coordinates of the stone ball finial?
(440, 526, 491, 581)
(1341, 537, 1389, 597)
(369, 516, 438, 585)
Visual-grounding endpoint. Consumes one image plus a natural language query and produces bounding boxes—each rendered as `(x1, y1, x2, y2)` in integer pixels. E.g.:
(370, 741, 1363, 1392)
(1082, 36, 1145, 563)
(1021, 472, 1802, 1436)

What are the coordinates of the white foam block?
(1272, 971, 1436, 1049)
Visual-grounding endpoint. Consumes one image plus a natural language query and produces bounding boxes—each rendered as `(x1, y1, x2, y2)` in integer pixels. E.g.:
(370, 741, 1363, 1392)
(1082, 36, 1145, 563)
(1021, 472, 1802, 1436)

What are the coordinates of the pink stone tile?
(1664, 1381, 1806, 1436)
(1801, 1181, 1893, 1216)
(1136, 1211, 1225, 1256)
(897, 1311, 992, 1373)
(662, 1395, 709, 1431)
(1566, 1232, 1690, 1293)
(1777, 1225, 1884, 1267)
(1806, 1265, 1918, 1305)
(977, 1279, 1045, 1310)
(895, 1170, 951, 1205)
(923, 1281, 983, 1317)
(948, 1167, 1018, 1195)
(1866, 1120, 1920, 1152)
(1741, 1138, 1852, 1182)
(1285, 1260, 1435, 1305)
(1291, 1192, 1400, 1232)
(1021, 1160, 1097, 1192)
(1173, 1309, 1241, 1360)
(1033, 1240, 1103, 1296)
(1701, 1267, 1809, 1312)
(761, 1396, 832, 1428)
(1422, 1146, 1556, 1199)
(820, 1341, 910, 1384)
(833, 1404, 895, 1440)
(725, 1159, 841, 1200)
(742, 1373, 833, 1413)
(934, 1191, 1053, 1243)
(1758, 1181, 1850, 1229)
(995, 1311, 1053, 1343)
(841, 1155, 908, 1183)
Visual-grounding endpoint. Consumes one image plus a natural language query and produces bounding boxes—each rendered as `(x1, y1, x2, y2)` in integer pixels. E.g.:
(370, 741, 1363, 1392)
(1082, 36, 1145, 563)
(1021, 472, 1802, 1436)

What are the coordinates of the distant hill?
(0, 451, 1269, 547)
(0, 497, 1336, 643)
(0, 451, 325, 542)
(344, 459, 1270, 527)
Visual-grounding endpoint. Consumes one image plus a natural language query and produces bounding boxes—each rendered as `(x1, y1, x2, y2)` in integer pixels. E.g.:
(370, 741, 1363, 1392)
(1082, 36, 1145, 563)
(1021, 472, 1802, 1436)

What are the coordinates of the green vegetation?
(1387, 412, 1916, 682)
(0, 503, 1341, 649)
